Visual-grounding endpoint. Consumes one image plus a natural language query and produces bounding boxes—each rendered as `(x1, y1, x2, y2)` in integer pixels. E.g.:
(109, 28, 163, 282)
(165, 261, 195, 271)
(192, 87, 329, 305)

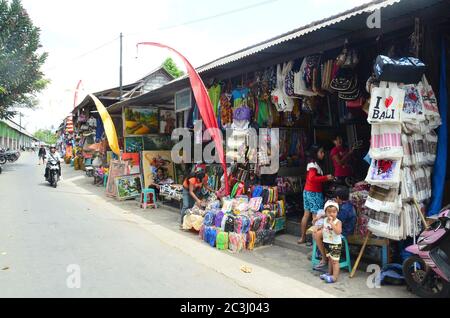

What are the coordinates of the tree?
(162, 57, 184, 78)
(33, 129, 57, 145)
(0, 0, 49, 119)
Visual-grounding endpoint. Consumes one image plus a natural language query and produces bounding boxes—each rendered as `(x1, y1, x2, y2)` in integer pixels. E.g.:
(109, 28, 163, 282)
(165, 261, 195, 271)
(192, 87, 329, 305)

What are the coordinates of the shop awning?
(107, 0, 449, 114)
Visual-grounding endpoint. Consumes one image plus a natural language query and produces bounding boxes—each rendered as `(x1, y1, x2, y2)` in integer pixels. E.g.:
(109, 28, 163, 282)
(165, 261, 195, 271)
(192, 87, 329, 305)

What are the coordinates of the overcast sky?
(16, 0, 369, 133)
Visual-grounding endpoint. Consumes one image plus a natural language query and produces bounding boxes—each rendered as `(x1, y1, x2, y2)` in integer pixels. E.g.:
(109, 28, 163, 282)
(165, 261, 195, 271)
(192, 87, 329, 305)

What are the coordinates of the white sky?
(15, 0, 370, 133)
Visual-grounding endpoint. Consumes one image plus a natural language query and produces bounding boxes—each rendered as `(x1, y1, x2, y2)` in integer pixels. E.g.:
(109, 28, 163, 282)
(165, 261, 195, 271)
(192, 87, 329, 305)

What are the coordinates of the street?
(0, 153, 413, 298)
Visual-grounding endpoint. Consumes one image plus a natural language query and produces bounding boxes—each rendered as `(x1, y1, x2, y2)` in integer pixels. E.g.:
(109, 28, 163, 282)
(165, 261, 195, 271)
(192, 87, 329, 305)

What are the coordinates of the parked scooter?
(403, 206, 450, 298)
(0, 148, 20, 163)
(45, 157, 60, 188)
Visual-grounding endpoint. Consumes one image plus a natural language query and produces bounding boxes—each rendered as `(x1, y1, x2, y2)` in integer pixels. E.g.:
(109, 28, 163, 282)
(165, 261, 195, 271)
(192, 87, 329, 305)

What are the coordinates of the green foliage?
(33, 129, 57, 144)
(0, 0, 49, 119)
(162, 57, 184, 78)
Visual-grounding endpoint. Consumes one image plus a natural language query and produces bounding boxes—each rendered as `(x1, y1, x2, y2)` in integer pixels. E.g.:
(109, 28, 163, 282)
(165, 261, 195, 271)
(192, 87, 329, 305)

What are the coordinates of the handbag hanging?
(369, 123, 403, 160)
(367, 81, 404, 124)
(365, 158, 401, 188)
(400, 84, 425, 123)
(374, 55, 426, 84)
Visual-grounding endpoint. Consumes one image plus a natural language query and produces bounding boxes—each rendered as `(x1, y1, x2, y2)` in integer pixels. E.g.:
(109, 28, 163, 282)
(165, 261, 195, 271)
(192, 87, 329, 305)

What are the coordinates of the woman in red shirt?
(299, 144, 334, 244)
(330, 135, 355, 184)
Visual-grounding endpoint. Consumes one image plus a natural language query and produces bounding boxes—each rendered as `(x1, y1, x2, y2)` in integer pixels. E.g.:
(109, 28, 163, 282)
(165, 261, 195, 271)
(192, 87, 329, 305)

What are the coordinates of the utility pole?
(119, 32, 123, 100)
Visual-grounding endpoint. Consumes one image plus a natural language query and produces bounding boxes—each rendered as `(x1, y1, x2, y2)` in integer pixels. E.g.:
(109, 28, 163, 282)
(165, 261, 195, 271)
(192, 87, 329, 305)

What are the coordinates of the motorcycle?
(46, 157, 60, 188)
(0, 148, 20, 163)
(403, 206, 450, 298)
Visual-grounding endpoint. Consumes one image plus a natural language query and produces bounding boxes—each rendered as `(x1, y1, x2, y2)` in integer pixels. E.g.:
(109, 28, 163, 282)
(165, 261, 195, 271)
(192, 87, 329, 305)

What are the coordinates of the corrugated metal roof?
(196, 0, 401, 73)
(107, 0, 449, 113)
(0, 119, 36, 139)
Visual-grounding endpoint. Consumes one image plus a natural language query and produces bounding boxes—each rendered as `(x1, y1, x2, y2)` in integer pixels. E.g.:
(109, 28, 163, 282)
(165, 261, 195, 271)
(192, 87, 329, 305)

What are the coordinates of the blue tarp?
(429, 38, 448, 216)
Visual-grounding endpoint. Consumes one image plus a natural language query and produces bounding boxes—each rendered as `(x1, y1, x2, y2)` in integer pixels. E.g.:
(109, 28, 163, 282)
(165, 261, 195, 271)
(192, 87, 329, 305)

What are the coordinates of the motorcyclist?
(45, 145, 62, 180)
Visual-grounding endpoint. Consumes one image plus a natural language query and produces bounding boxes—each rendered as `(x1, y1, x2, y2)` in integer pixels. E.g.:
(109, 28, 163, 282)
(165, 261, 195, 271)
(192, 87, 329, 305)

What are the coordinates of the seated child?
(313, 185, 356, 272)
(319, 200, 343, 284)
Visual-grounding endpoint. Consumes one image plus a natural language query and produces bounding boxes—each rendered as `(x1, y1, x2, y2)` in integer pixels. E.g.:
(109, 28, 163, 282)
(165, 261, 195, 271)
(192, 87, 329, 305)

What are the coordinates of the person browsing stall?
(299, 144, 334, 244)
(180, 165, 210, 226)
(330, 134, 356, 184)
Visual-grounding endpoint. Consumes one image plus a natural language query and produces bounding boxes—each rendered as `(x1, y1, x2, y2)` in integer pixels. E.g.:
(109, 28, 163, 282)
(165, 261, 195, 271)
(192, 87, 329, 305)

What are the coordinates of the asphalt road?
(0, 153, 261, 298)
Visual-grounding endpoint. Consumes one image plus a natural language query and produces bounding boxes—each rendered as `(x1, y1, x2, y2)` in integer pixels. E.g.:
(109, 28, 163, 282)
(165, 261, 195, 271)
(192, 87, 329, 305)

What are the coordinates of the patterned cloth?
(303, 190, 324, 214)
(324, 243, 342, 262)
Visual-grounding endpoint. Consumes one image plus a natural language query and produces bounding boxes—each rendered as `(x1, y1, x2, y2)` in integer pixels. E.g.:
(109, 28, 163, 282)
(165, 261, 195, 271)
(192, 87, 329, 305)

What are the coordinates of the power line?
(126, 0, 279, 36)
(45, 36, 120, 71)
(43, 0, 279, 72)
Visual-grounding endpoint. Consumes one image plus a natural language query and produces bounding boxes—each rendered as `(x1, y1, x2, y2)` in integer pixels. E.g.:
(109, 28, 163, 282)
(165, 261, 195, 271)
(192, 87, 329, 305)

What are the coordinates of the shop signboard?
(175, 88, 192, 113)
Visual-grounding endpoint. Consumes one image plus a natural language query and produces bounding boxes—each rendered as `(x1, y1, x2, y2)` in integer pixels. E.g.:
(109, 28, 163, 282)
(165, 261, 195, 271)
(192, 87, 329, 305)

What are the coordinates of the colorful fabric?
(208, 84, 221, 116)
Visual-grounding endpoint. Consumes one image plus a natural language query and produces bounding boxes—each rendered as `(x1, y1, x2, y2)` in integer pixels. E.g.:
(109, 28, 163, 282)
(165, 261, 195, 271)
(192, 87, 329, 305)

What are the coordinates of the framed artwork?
(142, 151, 175, 188)
(122, 152, 141, 174)
(115, 174, 142, 200)
(160, 109, 176, 134)
(123, 106, 159, 136)
(143, 135, 173, 151)
(125, 137, 144, 153)
(106, 160, 129, 197)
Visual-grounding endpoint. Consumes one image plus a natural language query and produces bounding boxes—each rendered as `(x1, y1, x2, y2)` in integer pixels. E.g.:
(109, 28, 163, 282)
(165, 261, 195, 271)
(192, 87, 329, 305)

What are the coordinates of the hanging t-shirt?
(232, 88, 249, 108)
(208, 84, 221, 116)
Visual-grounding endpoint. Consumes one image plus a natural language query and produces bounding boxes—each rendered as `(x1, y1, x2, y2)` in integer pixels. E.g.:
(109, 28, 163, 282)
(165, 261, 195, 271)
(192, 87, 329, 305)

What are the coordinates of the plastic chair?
(141, 188, 158, 209)
(103, 174, 108, 188)
(312, 236, 352, 272)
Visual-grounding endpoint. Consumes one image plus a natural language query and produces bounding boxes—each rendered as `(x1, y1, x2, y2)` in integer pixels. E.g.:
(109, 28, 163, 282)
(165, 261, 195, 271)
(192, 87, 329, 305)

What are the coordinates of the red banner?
(136, 42, 229, 194)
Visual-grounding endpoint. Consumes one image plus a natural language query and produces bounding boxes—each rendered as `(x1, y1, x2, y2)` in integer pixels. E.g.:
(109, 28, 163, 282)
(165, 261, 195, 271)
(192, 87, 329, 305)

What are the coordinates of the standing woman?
(330, 134, 355, 185)
(298, 144, 334, 244)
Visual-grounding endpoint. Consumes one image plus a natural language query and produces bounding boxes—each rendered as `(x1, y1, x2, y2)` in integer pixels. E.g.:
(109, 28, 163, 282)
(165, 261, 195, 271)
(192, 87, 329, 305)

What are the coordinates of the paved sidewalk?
(62, 163, 414, 298)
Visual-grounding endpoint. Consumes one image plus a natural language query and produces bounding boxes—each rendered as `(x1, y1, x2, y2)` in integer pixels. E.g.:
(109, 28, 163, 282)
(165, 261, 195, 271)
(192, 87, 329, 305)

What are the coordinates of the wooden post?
(413, 199, 430, 230)
(350, 231, 370, 278)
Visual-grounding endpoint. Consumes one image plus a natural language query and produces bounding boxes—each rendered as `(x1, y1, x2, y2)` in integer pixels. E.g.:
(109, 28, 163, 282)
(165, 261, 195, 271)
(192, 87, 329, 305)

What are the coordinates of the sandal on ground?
(324, 276, 336, 284)
(313, 262, 329, 272)
(297, 239, 306, 245)
(320, 273, 331, 280)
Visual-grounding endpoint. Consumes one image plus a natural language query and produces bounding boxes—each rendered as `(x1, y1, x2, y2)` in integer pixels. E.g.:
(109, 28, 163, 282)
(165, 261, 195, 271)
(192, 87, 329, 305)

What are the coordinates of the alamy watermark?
(366, 9, 381, 29)
(66, 264, 81, 289)
(171, 120, 279, 174)
(366, 264, 381, 289)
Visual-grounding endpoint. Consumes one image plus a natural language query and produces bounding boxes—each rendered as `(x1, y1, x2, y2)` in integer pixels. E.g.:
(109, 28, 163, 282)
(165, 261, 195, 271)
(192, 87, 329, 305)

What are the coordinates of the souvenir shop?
(170, 17, 448, 260)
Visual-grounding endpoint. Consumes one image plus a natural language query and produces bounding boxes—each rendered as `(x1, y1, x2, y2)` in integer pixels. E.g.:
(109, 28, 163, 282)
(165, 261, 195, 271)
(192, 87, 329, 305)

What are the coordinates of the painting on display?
(122, 153, 141, 174)
(141, 151, 174, 188)
(115, 174, 142, 200)
(106, 160, 129, 197)
(159, 110, 176, 134)
(143, 135, 173, 151)
(123, 106, 159, 136)
(125, 137, 144, 153)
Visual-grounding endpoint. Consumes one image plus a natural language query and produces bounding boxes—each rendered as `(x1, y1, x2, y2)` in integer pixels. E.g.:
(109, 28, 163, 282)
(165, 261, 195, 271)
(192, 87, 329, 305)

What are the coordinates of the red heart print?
(408, 92, 418, 102)
(385, 96, 393, 108)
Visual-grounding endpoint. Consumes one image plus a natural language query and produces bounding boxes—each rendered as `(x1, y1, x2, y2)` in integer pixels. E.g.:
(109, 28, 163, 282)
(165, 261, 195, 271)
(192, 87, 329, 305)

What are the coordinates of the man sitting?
(312, 185, 356, 272)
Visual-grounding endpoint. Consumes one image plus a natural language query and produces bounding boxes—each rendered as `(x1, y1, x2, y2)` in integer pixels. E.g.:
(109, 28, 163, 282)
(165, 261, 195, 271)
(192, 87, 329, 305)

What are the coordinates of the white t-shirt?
(323, 218, 342, 245)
